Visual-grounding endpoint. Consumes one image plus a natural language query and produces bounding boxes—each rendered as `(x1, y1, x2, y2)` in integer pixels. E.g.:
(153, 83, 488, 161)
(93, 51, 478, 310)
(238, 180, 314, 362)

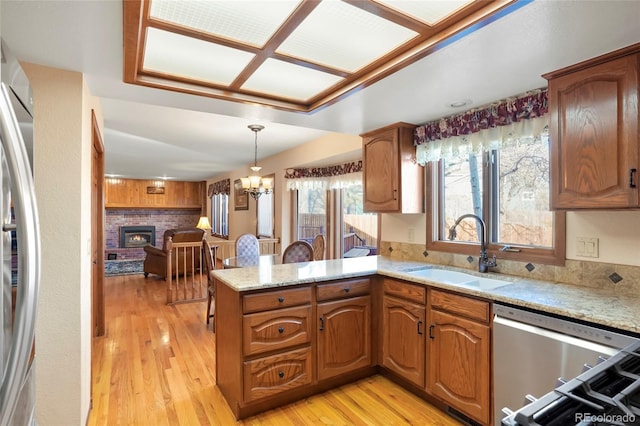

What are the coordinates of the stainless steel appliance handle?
(0, 83, 41, 424)
(493, 315, 620, 356)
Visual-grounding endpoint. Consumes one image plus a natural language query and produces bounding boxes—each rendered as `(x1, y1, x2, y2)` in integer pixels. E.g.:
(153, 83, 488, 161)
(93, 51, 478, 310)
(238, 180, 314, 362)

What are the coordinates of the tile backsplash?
(380, 241, 640, 296)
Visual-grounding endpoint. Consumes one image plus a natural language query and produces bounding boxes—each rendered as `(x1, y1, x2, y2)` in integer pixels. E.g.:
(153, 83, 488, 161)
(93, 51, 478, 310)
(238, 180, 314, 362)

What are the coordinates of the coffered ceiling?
(2, 1, 640, 181)
(124, 0, 516, 112)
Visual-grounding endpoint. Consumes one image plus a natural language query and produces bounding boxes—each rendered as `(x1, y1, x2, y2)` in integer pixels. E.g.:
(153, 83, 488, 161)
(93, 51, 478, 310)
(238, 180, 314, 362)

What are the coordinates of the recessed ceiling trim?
(123, 0, 523, 113)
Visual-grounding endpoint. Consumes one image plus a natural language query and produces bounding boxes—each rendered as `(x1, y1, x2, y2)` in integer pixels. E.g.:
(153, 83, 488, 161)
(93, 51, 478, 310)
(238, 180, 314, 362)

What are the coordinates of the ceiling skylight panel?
(242, 58, 344, 101)
(144, 28, 254, 85)
(276, 1, 417, 73)
(149, 0, 302, 47)
(375, 0, 474, 25)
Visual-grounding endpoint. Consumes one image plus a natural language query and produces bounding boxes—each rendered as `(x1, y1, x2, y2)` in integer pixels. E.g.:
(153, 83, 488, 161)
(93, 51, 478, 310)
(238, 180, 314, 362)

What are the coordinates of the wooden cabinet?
(381, 279, 426, 387)
(317, 279, 372, 381)
(427, 289, 491, 425)
(105, 178, 205, 209)
(217, 275, 493, 422)
(361, 122, 424, 213)
(544, 45, 640, 209)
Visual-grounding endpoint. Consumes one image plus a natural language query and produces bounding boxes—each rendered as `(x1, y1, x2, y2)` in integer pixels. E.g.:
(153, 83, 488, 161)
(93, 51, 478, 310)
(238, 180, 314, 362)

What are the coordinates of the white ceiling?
(2, 0, 640, 181)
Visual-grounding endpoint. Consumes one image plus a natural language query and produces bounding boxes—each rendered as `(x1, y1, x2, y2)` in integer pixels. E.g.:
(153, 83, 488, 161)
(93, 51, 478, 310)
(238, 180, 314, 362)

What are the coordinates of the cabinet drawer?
(383, 279, 426, 304)
(430, 289, 490, 323)
(243, 286, 311, 314)
(317, 279, 370, 302)
(243, 347, 312, 402)
(243, 305, 312, 356)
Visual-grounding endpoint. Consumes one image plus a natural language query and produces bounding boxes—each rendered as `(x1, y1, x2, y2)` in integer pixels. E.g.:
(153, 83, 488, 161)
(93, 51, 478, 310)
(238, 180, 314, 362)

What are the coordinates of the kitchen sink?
(406, 268, 513, 291)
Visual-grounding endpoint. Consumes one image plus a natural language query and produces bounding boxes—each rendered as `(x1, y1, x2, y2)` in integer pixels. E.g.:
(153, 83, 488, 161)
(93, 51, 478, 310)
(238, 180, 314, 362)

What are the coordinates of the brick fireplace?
(120, 226, 156, 248)
(105, 208, 201, 260)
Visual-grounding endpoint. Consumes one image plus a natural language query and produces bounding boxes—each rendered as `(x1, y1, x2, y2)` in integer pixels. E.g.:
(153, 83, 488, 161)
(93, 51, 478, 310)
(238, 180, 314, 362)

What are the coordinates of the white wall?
(23, 62, 99, 425)
(207, 132, 362, 249)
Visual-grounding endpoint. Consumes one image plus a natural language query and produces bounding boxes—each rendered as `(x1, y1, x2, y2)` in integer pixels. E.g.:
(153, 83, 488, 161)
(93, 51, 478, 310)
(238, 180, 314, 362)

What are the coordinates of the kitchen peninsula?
(212, 256, 640, 424)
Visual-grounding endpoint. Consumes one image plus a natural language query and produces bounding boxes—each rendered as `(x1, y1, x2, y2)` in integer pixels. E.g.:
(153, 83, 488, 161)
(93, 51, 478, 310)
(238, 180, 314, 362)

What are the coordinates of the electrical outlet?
(576, 237, 599, 258)
(408, 227, 415, 242)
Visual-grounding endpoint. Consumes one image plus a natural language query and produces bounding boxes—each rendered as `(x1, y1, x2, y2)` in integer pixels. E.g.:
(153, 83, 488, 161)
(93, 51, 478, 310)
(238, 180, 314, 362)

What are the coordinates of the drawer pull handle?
(319, 317, 324, 331)
(278, 297, 285, 303)
(278, 327, 284, 334)
(343, 287, 350, 293)
(417, 320, 423, 335)
(631, 168, 637, 188)
(278, 371, 284, 379)
(429, 324, 435, 339)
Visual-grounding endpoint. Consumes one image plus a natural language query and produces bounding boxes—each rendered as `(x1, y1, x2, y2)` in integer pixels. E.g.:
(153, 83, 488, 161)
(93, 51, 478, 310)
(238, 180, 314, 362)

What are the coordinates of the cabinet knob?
(278, 371, 285, 379)
(278, 296, 285, 303)
(278, 327, 284, 334)
(343, 287, 350, 293)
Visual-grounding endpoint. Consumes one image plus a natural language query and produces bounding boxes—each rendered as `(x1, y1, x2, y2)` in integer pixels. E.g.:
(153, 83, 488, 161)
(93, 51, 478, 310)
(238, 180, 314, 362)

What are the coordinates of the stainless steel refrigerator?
(0, 39, 41, 425)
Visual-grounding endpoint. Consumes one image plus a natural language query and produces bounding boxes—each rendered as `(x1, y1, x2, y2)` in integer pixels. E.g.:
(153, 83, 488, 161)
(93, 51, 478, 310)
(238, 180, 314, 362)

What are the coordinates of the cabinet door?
(382, 295, 425, 387)
(317, 296, 371, 381)
(428, 309, 490, 425)
(548, 54, 639, 208)
(243, 347, 312, 402)
(243, 305, 311, 356)
(363, 129, 400, 212)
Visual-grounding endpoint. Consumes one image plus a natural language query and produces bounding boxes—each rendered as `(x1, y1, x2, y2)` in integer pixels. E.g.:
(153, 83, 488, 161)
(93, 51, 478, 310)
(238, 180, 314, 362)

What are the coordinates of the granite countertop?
(212, 255, 640, 335)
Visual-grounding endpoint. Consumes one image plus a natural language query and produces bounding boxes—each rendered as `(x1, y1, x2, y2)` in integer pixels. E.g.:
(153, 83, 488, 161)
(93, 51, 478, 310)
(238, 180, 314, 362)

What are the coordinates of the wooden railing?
(166, 241, 207, 304)
(210, 237, 280, 265)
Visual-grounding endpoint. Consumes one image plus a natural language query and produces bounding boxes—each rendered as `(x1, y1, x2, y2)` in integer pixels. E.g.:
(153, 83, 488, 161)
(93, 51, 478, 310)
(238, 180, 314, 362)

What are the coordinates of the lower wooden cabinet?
(217, 277, 492, 423)
(428, 290, 491, 425)
(243, 347, 313, 402)
(382, 294, 426, 387)
(317, 295, 372, 381)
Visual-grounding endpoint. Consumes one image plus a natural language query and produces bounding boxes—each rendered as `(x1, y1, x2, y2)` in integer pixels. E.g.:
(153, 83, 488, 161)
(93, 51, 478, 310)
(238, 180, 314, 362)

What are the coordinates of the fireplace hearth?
(120, 226, 156, 248)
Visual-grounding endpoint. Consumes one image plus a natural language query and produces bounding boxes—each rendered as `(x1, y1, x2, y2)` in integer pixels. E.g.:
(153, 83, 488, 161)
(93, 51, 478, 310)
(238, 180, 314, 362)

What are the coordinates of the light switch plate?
(576, 237, 599, 258)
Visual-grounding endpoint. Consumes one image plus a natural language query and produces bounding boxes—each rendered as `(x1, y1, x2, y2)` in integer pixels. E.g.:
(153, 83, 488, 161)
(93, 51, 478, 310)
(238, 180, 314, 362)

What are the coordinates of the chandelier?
(240, 124, 273, 200)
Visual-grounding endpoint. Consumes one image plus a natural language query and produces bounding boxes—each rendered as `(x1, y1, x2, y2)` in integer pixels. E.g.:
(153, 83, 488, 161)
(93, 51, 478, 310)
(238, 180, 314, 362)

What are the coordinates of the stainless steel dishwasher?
(493, 303, 638, 426)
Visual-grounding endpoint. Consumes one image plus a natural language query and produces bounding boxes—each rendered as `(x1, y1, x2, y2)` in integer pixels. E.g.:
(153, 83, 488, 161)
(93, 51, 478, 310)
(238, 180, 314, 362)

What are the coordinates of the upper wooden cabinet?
(361, 122, 424, 213)
(105, 178, 205, 209)
(544, 44, 640, 209)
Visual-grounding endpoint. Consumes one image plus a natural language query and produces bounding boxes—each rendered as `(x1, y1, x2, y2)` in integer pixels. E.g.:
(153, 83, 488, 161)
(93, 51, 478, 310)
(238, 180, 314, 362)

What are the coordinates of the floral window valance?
(208, 178, 230, 197)
(285, 160, 362, 191)
(414, 88, 548, 165)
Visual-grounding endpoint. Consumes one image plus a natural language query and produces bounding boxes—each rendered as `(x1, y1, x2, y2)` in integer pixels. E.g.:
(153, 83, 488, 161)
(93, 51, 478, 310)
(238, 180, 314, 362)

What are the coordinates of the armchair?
(143, 228, 205, 279)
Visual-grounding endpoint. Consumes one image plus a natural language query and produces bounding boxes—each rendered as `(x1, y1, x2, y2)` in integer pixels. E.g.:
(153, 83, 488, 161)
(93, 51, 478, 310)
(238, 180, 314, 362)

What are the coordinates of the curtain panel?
(208, 178, 230, 197)
(284, 161, 362, 191)
(414, 89, 548, 165)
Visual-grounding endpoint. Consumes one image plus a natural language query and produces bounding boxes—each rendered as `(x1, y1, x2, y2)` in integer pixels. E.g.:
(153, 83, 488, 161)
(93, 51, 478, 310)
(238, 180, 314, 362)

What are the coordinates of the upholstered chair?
(143, 228, 204, 279)
(203, 239, 216, 329)
(235, 233, 259, 257)
(282, 240, 314, 264)
(312, 234, 325, 261)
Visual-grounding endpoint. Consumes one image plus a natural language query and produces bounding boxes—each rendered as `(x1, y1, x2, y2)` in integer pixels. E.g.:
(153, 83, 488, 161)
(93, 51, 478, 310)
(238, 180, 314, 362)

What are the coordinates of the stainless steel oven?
(493, 304, 638, 426)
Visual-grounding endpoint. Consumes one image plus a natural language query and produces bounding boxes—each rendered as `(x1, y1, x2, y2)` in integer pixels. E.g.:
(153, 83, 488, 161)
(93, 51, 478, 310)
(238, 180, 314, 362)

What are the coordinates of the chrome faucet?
(448, 213, 497, 273)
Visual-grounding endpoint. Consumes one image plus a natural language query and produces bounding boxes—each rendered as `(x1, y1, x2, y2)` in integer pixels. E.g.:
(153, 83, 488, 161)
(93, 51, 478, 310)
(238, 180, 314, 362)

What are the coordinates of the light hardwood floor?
(88, 273, 462, 425)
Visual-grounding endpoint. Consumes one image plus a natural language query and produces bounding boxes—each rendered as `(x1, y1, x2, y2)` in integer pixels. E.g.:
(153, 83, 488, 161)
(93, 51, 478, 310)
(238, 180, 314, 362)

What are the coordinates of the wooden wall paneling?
(105, 178, 205, 209)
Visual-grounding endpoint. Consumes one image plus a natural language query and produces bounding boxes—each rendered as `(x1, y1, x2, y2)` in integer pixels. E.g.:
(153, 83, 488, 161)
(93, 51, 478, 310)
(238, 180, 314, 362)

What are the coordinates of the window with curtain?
(416, 89, 565, 265)
(286, 161, 378, 259)
(208, 179, 230, 238)
(257, 174, 275, 238)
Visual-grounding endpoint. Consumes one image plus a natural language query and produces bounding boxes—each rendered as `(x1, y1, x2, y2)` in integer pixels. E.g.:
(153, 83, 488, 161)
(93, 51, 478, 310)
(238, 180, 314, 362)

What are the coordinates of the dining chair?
(311, 234, 325, 261)
(282, 240, 314, 264)
(203, 239, 216, 330)
(235, 233, 259, 257)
